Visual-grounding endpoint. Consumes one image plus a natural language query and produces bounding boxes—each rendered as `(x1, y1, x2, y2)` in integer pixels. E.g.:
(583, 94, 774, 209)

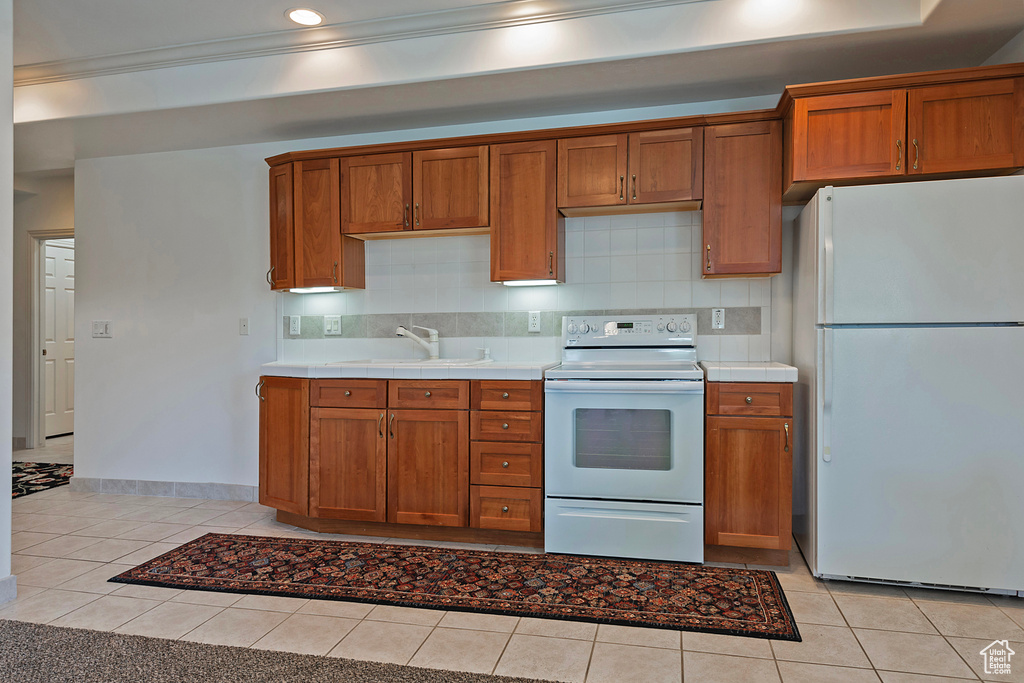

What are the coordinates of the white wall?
(2, 0, 17, 597)
(984, 28, 1024, 64)
(12, 174, 75, 448)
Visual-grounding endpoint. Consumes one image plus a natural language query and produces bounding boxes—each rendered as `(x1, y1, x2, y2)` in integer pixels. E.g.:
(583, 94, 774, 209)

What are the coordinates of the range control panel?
(563, 314, 697, 347)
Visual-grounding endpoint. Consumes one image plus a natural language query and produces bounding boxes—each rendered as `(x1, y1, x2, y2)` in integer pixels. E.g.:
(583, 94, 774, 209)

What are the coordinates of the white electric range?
(543, 314, 705, 563)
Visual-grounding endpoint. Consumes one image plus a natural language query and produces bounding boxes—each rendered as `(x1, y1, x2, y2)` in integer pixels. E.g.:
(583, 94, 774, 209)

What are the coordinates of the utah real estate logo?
(980, 640, 1015, 676)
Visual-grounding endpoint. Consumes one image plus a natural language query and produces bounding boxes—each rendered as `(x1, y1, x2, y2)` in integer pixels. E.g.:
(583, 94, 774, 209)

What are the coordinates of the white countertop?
(261, 361, 558, 381)
(699, 361, 798, 383)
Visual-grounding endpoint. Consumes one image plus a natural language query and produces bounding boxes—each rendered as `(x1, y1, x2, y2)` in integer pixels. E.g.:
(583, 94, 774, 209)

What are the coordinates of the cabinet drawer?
(311, 379, 387, 409)
(471, 442, 542, 487)
(706, 382, 792, 417)
(471, 411, 543, 442)
(471, 485, 542, 532)
(389, 380, 469, 410)
(471, 380, 542, 412)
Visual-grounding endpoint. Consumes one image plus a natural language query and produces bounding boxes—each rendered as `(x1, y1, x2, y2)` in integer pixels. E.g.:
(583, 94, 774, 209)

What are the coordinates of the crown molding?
(14, 0, 713, 86)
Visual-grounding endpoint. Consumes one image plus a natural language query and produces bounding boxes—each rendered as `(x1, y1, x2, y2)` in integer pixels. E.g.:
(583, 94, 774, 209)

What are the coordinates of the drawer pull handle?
(388, 413, 395, 439)
(784, 422, 790, 452)
(502, 392, 509, 399)
(344, 390, 351, 397)
(255, 379, 265, 402)
(502, 423, 509, 430)
(502, 506, 509, 513)
(424, 391, 431, 398)
(378, 413, 384, 439)
(745, 396, 753, 404)
(502, 461, 509, 468)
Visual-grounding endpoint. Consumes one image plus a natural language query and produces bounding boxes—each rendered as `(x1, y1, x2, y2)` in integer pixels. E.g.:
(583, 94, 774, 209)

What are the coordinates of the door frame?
(28, 228, 75, 450)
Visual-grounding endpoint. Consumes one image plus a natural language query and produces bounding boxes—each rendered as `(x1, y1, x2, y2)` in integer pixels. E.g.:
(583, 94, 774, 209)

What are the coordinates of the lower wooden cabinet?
(310, 407, 387, 522)
(471, 485, 542, 532)
(258, 376, 309, 515)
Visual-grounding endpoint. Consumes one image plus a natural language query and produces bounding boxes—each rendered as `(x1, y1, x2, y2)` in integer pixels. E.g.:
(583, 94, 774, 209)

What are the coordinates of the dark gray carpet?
(0, 619, 540, 683)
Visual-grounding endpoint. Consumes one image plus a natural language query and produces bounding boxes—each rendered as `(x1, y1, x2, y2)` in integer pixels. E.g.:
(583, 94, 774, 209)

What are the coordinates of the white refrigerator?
(792, 175, 1024, 596)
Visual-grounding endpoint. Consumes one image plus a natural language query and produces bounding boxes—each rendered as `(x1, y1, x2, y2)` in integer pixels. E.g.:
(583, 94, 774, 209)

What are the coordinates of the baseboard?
(69, 476, 256, 502)
(11, 437, 26, 451)
(0, 575, 17, 606)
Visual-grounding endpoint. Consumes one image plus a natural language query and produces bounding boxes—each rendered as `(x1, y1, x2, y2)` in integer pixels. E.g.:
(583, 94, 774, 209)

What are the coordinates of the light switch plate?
(289, 315, 301, 335)
(324, 315, 342, 336)
(92, 320, 112, 338)
(528, 311, 541, 333)
(712, 308, 725, 330)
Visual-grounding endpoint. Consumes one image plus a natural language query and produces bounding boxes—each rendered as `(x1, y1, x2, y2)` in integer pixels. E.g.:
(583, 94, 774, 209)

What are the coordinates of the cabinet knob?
(746, 396, 753, 404)
(345, 390, 351, 397)
(502, 461, 509, 468)
(502, 392, 509, 399)
(502, 506, 509, 513)
(424, 391, 431, 398)
(502, 423, 509, 430)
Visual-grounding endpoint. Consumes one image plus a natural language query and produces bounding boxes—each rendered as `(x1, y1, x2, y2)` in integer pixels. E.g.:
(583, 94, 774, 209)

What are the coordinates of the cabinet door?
(341, 152, 412, 234)
(268, 164, 295, 290)
(557, 134, 628, 208)
(628, 127, 703, 203)
(258, 376, 309, 515)
(705, 416, 792, 550)
(412, 146, 489, 230)
(907, 77, 1024, 175)
(790, 90, 907, 182)
(310, 408, 386, 521)
(703, 121, 783, 276)
(387, 409, 468, 527)
(490, 140, 564, 282)
(294, 159, 341, 287)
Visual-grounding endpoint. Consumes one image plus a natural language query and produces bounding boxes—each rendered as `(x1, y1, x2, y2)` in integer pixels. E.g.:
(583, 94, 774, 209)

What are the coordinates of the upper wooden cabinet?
(784, 68, 1024, 199)
(268, 161, 365, 291)
(557, 128, 703, 210)
(341, 147, 489, 235)
(490, 140, 564, 283)
(703, 120, 782, 277)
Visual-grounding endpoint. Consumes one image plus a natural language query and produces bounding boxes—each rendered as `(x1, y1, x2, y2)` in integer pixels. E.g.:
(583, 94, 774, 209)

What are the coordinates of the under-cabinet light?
(286, 8, 324, 26)
(502, 280, 559, 287)
(288, 287, 341, 294)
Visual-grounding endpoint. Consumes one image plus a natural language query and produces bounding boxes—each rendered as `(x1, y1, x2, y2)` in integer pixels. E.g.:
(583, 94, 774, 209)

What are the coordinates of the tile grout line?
(486, 618, 520, 676)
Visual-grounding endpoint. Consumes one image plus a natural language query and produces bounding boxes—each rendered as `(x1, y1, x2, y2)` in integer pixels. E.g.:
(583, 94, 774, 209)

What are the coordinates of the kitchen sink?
(328, 358, 494, 366)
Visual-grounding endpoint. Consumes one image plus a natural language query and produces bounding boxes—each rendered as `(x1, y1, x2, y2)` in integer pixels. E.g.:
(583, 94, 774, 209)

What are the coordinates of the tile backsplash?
(277, 211, 773, 363)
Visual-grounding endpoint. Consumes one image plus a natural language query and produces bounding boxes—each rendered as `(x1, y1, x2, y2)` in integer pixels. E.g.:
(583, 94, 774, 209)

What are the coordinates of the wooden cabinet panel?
(705, 416, 792, 550)
(707, 382, 793, 417)
(557, 134, 628, 208)
(310, 407, 387, 521)
(490, 140, 565, 282)
(471, 442, 542, 487)
(268, 164, 295, 290)
(908, 78, 1024, 175)
(294, 159, 341, 288)
(471, 411, 543, 443)
(628, 127, 703, 203)
(388, 380, 469, 410)
(412, 146, 489, 230)
(258, 376, 309, 515)
(471, 380, 542, 412)
(341, 152, 412, 234)
(471, 485, 542, 532)
(791, 90, 907, 182)
(703, 121, 783, 276)
(311, 379, 387, 409)
(387, 409, 469, 527)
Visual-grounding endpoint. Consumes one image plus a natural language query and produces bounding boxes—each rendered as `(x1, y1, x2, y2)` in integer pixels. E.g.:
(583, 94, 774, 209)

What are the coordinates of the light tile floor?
(12, 434, 74, 465)
(4, 485, 1023, 682)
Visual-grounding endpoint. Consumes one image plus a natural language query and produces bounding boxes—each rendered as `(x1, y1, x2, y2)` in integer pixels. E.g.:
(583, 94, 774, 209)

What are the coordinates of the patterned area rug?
(111, 533, 801, 641)
(12, 462, 74, 498)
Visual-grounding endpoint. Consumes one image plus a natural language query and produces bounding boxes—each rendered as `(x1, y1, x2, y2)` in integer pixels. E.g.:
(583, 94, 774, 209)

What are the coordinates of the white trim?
(0, 575, 16, 606)
(28, 228, 74, 449)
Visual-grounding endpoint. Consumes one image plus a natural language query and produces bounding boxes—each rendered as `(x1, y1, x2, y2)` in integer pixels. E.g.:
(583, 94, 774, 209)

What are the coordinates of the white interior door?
(44, 240, 75, 437)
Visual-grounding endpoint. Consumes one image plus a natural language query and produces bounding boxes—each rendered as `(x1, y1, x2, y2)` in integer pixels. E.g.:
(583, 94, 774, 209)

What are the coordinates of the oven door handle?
(544, 380, 704, 394)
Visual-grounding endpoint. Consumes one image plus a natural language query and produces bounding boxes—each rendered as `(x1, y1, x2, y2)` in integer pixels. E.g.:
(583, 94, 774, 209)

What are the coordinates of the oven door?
(544, 379, 704, 503)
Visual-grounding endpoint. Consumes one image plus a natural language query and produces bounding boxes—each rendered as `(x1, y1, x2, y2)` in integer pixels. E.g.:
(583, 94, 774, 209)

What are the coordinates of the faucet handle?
(476, 347, 491, 361)
(412, 325, 439, 340)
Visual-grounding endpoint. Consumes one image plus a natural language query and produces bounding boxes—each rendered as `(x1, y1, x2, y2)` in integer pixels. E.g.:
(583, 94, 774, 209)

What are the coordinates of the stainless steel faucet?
(396, 325, 440, 359)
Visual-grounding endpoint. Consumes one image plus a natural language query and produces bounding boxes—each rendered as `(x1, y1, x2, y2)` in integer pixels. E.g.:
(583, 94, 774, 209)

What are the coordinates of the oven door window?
(574, 408, 671, 471)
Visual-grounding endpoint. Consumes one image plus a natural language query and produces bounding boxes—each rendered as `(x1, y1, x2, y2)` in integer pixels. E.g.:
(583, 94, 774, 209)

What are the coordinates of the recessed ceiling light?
(287, 8, 324, 26)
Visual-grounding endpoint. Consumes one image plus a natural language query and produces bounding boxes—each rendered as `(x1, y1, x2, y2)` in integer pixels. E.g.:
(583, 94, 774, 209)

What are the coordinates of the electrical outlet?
(528, 311, 541, 333)
(289, 315, 301, 335)
(239, 318, 249, 336)
(91, 321, 112, 338)
(712, 308, 726, 330)
(324, 315, 342, 336)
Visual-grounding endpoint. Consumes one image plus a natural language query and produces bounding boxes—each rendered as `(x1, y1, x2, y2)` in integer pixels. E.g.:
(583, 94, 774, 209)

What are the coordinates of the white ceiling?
(12, 0, 1024, 174)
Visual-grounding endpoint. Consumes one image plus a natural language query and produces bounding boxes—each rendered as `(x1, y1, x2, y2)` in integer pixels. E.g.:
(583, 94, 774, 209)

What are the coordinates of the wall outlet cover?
(528, 311, 541, 333)
(712, 308, 725, 330)
(289, 315, 301, 335)
(324, 315, 342, 336)
(239, 318, 249, 335)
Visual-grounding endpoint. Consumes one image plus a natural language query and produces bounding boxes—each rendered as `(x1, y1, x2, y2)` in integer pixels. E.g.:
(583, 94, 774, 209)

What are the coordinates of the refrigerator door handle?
(821, 188, 834, 325)
(822, 327, 834, 463)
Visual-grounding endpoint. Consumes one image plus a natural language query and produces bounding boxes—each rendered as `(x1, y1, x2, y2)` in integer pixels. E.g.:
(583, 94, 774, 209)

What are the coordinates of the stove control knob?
(681, 321, 691, 333)
(656, 323, 665, 332)
(567, 323, 578, 334)
(580, 322, 591, 334)
(666, 321, 678, 332)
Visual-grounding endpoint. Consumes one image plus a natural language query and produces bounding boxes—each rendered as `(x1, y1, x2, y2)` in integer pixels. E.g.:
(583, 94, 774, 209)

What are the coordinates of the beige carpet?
(0, 619, 538, 683)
